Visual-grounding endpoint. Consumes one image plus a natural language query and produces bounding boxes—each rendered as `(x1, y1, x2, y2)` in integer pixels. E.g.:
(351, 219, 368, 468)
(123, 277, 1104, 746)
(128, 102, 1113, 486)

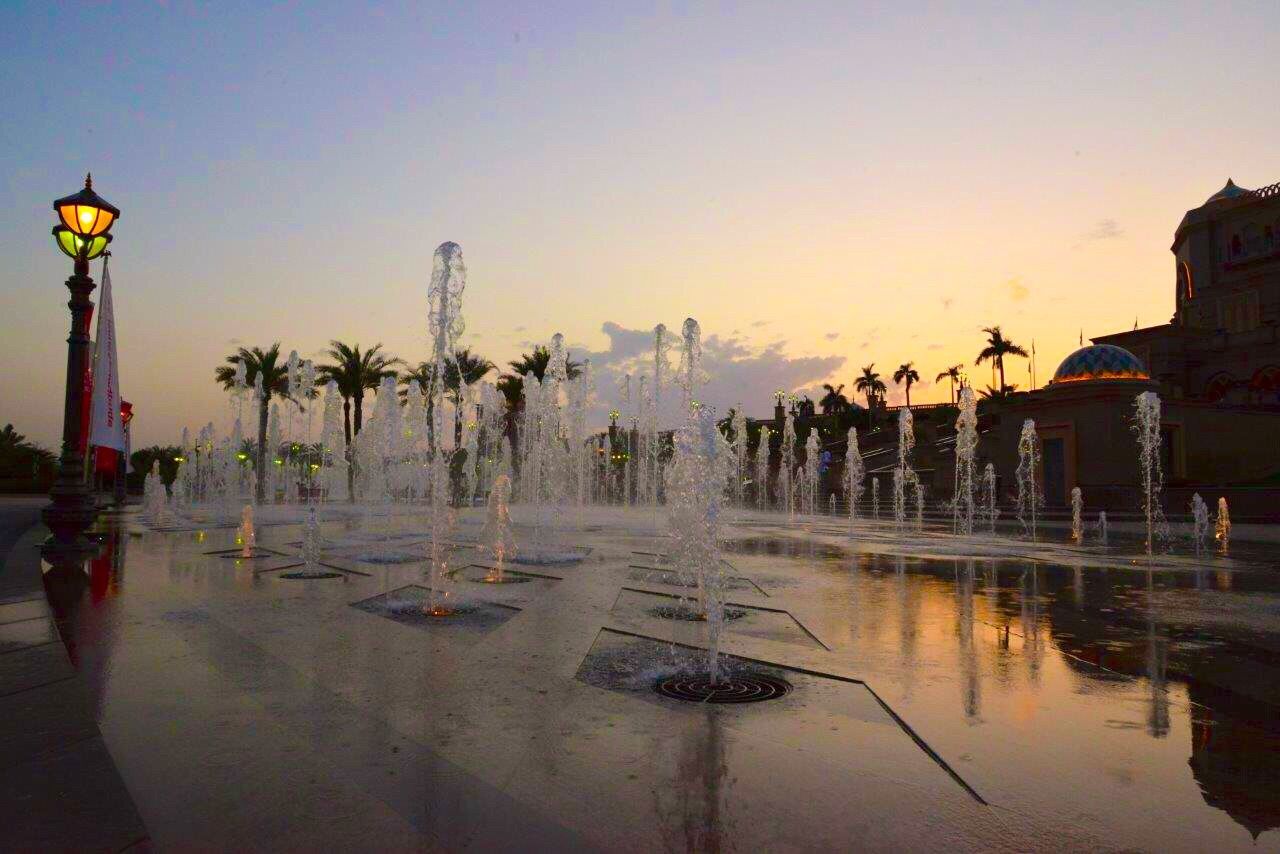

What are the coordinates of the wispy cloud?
(824, 332, 840, 341)
(1082, 218, 1123, 242)
(1005, 278, 1030, 302)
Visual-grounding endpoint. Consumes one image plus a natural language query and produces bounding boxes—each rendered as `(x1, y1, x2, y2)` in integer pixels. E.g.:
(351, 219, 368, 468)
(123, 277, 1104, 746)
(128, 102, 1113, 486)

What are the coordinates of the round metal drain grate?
(655, 673, 791, 704)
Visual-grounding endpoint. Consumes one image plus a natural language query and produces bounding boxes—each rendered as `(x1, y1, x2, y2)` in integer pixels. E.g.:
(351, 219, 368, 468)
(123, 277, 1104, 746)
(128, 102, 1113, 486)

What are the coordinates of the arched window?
(1204, 373, 1235, 403)
(1179, 261, 1194, 300)
(1231, 234, 1243, 257)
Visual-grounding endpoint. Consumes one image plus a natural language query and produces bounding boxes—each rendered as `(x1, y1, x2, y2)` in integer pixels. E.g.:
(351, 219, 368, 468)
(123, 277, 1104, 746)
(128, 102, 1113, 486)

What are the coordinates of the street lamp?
(43, 174, 120, 547)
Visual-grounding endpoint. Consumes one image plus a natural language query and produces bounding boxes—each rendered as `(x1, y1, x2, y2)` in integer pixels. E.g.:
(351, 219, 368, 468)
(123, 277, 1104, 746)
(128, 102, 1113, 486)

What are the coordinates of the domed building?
(981, 179, 1280, 515)
(1050, 344, 1150, 384)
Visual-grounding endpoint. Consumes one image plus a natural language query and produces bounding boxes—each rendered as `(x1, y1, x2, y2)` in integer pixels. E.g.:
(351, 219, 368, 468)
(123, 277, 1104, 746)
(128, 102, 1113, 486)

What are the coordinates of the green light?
(236, 452, 248, 461)
(53, 225, 110, 260)
(173, 456, 186, 463)
(274, 458, 284, 466)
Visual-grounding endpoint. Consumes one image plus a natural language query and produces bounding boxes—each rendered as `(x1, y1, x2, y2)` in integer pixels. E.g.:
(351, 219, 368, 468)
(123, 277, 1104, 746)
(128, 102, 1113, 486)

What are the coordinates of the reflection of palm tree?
(215, 344, 290, 503)
(854, 364, 886, 409)
(975, 326, 1028, 392)
(936, 364, 963, 404)
(819, 383, 849, 414)
(893, 362, 920, 408)
(316, 341, 400, 446)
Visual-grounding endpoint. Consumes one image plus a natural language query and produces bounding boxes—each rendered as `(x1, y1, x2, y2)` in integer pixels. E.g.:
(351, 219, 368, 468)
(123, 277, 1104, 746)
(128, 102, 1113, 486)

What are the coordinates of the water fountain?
(1215, 497, 1230, 553)
(1190, 493, 1210, 552)
(1071, 487, 1084, 543)
(754, 425, 771, 510)
(952, 387, 977, 535)
(424, 241, 466, 617)
(237, 505, 255, 558)
(479, 474, 517, 582)
(143, 461, 166, 524)
(730, 406, 747, 508)
(1133, 391, 1169, 554)
(1015, 419, 1041, 540)
(844, 426, 864, 528)
(780, 412, 795, 518)
(803, 432, 820, 516)
(667, 406, 731, 683)
(980, 463, 998, 534)
(893, 408, 915, 530)
(871, 476, 880, 521)
(1097, 511, 1109, 545)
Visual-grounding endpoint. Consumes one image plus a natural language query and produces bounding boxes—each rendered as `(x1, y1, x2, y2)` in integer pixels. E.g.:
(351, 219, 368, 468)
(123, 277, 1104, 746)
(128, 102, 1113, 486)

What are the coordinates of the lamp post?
(43, 174, 119, 546)
(114, 401, 133, 506)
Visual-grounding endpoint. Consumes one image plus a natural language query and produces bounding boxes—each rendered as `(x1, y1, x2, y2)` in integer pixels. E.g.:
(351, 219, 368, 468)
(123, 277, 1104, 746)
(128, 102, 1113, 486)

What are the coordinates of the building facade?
(1095, 178, 1280, 404)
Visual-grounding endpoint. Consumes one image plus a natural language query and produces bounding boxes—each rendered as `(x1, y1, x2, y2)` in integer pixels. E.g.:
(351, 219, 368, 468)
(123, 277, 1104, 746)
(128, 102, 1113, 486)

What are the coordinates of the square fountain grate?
(609, 587, 826, 649)
(350, 584, 522, 637)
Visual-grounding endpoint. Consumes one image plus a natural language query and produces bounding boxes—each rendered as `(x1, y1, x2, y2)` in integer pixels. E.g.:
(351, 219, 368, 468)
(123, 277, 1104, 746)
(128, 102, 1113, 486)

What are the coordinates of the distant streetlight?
(43, 174, 120, 547)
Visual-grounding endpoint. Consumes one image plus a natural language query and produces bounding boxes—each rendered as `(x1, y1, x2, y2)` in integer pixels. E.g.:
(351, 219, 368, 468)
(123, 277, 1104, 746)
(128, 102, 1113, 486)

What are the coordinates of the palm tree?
(935, 364, 963, 404)
(215, 344, 290, 503)
(854, 364, 886, 409)
(893, 362, 921, 408)
(978, 383, 1019, 408)
(975, 326, 1029, 393)
(315, 341, 400, 446)
(497, 345, 583, 410)
(819, 383, 849, 415)
(505, 345, 582, 384)
(444, 348, 496, 400)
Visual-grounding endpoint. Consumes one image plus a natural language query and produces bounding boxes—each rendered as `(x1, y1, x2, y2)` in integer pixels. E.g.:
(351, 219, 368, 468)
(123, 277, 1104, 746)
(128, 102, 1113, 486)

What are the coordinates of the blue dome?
(1051, 345, 1149, 384)
(1206, 179, 1251, 204)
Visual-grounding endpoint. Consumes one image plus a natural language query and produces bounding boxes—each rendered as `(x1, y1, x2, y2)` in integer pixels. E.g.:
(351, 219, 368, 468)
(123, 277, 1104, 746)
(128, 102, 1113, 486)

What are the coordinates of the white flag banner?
(89, 261, 125, 451)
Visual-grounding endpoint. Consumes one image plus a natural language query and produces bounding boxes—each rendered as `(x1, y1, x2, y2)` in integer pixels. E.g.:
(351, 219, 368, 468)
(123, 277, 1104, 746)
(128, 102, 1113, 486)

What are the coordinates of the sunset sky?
(2, 1, 1278, 447)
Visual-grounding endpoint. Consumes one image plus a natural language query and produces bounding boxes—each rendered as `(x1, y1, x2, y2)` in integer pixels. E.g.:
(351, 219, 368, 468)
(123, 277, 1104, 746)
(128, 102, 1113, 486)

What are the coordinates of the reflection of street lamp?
(44, 175, 120, 546)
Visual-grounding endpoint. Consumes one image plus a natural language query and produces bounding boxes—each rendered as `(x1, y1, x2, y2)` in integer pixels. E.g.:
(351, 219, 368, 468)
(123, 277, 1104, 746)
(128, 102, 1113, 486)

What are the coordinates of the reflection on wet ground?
(38, 511, 1280, 850)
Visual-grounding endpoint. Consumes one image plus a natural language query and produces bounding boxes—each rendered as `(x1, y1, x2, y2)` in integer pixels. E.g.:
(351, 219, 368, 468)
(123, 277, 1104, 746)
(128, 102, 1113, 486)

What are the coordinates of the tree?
(316, 341, 400, 447)
(0, 424, 55, 483)
(215, 344, 290, 502)
(444, 348, 496, 400)
(975, 326, 1029, 393)
(855, 364, 886, 409)
(505, 345, 582, 384)
(977, 383, 1020, 410)
(497, 346, 583, 411)
(893, 362, 921, 408)
(935, 364, 963, 405)
(819, 383, 849, 415)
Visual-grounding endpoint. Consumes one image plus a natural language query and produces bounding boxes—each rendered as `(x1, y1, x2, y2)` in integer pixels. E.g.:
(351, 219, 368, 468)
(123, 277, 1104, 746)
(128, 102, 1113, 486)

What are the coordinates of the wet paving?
(33, 506, 1280, 851)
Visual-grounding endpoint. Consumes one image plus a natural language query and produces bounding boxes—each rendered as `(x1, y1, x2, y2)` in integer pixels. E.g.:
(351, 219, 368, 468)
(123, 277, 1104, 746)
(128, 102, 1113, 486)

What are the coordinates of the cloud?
(824, 332, 840, 341)
(1004, 278, 1030, 302)
(942, 297, 954, 310)
(750, 320, 770, 328)
(581, 322, 845, 425)
(1083, 218, 1123, 242)
(513, 325, 526, 332)
(926, 343, 943, 351)
(226, 337, 242, 345)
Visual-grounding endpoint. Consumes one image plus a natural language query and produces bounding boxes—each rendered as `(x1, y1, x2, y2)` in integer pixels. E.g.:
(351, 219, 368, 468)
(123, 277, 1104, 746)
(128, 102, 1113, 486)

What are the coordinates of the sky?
(2, 1, 1278, 448)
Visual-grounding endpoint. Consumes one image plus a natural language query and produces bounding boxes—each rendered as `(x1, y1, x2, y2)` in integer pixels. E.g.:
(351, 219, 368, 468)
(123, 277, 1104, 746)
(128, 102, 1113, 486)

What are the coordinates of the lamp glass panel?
(85, 235, 108, 259)
(58, 205, 80, 233)
(89, 209, 114, 235)
(55, 229, 79, 258)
